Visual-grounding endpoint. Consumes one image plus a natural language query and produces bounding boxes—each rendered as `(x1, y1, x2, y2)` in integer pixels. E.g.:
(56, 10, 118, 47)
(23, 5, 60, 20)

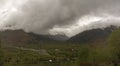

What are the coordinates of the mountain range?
(0, 26, 118, 45)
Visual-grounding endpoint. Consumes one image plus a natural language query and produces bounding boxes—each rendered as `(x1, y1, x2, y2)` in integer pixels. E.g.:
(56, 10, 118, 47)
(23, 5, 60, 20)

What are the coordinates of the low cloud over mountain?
(0, 0, 120, 37)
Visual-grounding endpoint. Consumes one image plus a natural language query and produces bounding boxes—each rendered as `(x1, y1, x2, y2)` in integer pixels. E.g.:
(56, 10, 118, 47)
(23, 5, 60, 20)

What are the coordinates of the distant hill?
(0, 30, 68, 45)
(28, 33, 68, 42)
(0, 30, 36, 45)
(68, 26, 118, 44)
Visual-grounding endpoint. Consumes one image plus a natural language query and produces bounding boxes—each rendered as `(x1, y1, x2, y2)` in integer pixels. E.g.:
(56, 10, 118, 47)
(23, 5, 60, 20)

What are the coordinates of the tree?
(108, 29, 120, 66)
(0, 36, 3, 66)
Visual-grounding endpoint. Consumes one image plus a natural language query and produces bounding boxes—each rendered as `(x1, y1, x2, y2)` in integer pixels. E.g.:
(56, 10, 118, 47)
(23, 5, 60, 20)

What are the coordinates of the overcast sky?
(0, 0, 120, 37)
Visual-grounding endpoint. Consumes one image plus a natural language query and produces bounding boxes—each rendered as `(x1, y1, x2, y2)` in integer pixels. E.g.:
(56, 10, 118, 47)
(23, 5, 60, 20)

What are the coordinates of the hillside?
(68, 26, 117, 44)
(0, 30, 68, 45)
(0, 30, 36, 45)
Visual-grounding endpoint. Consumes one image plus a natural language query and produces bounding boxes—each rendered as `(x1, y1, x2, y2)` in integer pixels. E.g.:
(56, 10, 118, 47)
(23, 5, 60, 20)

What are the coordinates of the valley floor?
(0, 43, 120, 66)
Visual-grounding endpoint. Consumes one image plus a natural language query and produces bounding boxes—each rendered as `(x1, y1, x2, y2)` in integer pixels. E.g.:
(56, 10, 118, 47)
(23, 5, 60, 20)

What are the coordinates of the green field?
(0, 43, 118, 66)
(1, 29, 120, 66)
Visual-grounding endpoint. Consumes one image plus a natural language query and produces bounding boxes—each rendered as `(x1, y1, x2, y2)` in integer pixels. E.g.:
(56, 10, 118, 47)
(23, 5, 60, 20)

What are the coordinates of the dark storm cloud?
(0, 0, 120, 36)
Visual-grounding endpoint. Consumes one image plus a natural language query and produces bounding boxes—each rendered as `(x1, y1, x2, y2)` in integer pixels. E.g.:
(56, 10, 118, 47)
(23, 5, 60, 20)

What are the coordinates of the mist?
(0, 0, 120, 37)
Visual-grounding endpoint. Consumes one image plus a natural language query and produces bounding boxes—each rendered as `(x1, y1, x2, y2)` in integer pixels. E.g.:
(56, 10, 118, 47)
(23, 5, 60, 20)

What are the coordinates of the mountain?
(28, 33, 68, 42)
(0, 30, 68, 45)
(68, 26, 117, 44)
(0, 30, 36, 45)
(0, 26, 118, 45)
